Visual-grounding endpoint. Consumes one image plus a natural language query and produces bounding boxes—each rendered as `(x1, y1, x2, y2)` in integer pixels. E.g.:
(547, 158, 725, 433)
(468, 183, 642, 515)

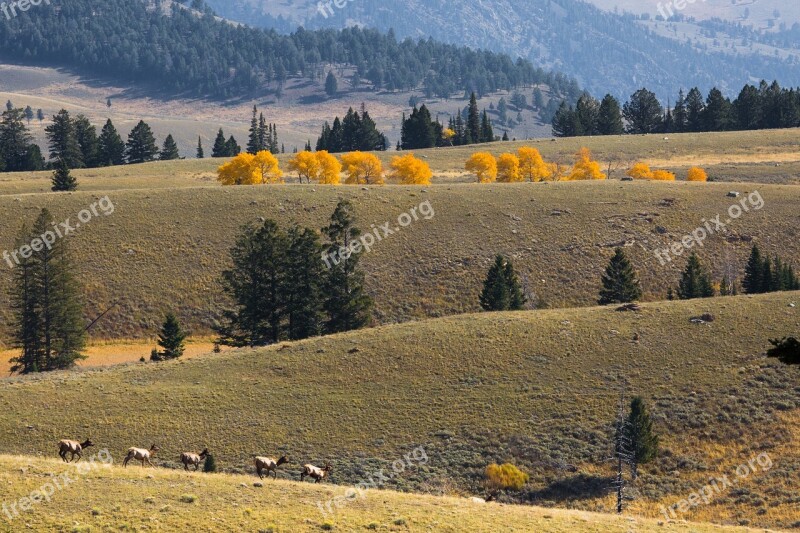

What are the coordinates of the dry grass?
(0, 456, 766, 533)
(0, 293, 797, 529)
(0, 179, 797, 338)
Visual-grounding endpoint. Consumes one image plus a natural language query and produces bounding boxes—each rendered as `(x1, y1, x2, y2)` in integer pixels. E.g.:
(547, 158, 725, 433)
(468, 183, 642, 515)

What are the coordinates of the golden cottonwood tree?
(253, 151, 283, 183)
(287, 151, 321, 183)
(496, 153, 523, 183)
(568, 147, 606, 180)
(390, 153, 432, 185)
(627, 162, 653, 180)
(217, 153, 259, 185)
(341, 151, 384, 185)
(465, 152, 498, 183)
(517, 146, 553, 182)
(316, 150, 342, 185)
(651, 169, 676, 181)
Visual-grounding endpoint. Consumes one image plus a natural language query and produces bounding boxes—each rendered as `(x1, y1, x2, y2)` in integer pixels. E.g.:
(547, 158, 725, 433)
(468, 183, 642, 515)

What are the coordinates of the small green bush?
(180, 494, 198, 504)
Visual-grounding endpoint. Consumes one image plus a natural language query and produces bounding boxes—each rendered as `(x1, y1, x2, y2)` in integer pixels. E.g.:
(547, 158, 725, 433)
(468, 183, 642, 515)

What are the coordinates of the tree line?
(0, 0, 566, 100)
(553, 80, 800, 137)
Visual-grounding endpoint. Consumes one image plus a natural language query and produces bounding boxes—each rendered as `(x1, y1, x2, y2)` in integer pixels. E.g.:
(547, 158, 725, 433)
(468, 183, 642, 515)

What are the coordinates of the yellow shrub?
(651, 169, 676, 181)
(687, 167, 708, 182)
(569, 147, 606, 180)
(627, 162, 653, 180)
(517, 146, 552, 182)
(496, 153, 523, 183)
(341, 151, 384, 185)
(465, 152, 498, 183)
(485, 463, 529, 492)
(390, 153, 432, 185)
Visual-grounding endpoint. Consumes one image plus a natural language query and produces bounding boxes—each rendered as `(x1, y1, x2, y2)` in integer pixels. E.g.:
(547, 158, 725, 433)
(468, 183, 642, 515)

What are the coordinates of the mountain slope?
(206, 0, 800, 100)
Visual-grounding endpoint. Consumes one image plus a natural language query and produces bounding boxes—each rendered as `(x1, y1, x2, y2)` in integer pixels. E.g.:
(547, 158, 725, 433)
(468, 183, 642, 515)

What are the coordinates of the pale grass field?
(0, 456, 769, 533)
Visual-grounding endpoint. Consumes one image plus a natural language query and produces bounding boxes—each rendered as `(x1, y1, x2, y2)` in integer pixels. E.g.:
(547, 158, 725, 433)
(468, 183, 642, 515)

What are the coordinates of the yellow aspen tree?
(316, 150, 342, 185)
(287, 150, 321, 183)
(627, 162, 654, 180)
(390, 153, 432, 185)
(686, 167, 708, 182)
(651, 169, 676, 181)
(496, 153, 523, 183)
(569, 147, 606, 180)
(341, 151, 384, 185)
(253, 150, 283, 184)
(465, 152, 498, 183)
(217, 152, 258, 185)
(517, 146, 552, 182)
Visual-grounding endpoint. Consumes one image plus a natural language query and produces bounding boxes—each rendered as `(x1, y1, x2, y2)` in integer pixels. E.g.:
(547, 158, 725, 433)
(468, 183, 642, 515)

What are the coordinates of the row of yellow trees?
(217, 148, 708, 186)
(217, 150, 432, 186)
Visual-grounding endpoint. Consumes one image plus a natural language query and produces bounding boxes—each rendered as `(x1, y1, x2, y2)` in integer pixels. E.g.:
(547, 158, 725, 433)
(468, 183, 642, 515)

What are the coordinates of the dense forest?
(0, 0, 578, 101)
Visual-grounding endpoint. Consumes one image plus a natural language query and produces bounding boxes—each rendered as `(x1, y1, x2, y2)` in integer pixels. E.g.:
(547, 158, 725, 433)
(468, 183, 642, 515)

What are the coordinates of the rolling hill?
(0, 293, 798, 529)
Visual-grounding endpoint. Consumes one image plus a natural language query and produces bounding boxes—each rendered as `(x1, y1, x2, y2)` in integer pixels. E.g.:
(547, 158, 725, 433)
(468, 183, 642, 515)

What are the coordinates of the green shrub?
(180, 494, 198, 504)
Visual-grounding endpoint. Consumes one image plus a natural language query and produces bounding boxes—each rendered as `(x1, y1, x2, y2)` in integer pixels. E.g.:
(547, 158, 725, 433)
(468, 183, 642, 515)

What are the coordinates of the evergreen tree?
(480, 110, 494, 142)
(401, 105, 438, 150)
(325, 71, 338, 97)
(479, 256, 527, 311)
(125, 120, 158, 164)
(45, 109, 83, 168)
(196, 136, 204, 159)
(466, 92, 481, 144)
(685, 87, 705, 132)
(159, 134, 180, 160)
(51, 161, 78, 192)
(247, 105, 260, 154)
(623, 88, 663, 134)
(74, 114, 99, 168)
(676, 253, 715, 299)
(225, 135, 241, 156)
(258, 114, 268, 153)
(624, 397, 659, 479)
(284, 227, 325, 341)
(599, 248, 642, 305)
(767, 337, 800, 365)
(597, 94, 624, 135)
(97, 119, 126, 166)
(211, 128, 228, 157)
(0, 108, 35, 171)
(217, 219, 288, 347)
(36, 109, 44, 122)
(24, 105, 34, 123)
(552, 101, 577, 137)
(575, 93, 600, 135)
(153, 312, 186, 361)
(203, 454, 217, 473)
(9, 209, 86, 373)
(703, 87, 733, 131)
(323, 200, 373, 334)
(743, 245, 767, 294)
(673, 89, 688, 132)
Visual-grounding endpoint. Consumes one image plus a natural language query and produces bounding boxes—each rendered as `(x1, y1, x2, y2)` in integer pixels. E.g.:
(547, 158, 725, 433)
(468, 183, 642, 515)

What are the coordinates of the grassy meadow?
(0, 293, 798, 529)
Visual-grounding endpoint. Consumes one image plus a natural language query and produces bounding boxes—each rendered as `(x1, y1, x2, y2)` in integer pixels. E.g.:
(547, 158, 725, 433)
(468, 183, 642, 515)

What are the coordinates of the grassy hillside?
(0, 456, 763, 533)
(0, 177, 797, 338)
(0, 294, 798, 529)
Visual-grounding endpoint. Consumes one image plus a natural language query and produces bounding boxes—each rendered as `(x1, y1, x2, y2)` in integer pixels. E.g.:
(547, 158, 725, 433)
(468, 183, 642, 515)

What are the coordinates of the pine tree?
(284, 227, 325, 341)
(767, 337, 800, 365)
(743, 245, 766, 294)
(258, 114, 268, 153)
(97, 119, 126, 166)
(480, 256, 510, 311)
(466, 92, 481, 145)
(0, 108, 35, 171)
(125, 120, 158, 164)
(247, 105, 260, 154)
(24, 105, 33, 123)
(673, 89, 688, 132)
(624, 397, 659, 479)
(480, 110, 494, 142)
(599, 248, 642, 305)
(325, 71, 338, 97)
(552, 102, 577, 137)
(45, 109, 83, 168)
(159, 134, 180, 160)
(323, 200, 373, 334)
(597, 94, 624, 135)
(676, 253, 715, 299)
(9, 209, 86, 373)
(212, 128, 228, 157)
(153, 312, 186, 361)
(225, 136, 241, 156)
(196, 136, 204, 159)
(203, 454, 217, 473)
(51, 160, 78, 192)
(74, 114, 99, 168)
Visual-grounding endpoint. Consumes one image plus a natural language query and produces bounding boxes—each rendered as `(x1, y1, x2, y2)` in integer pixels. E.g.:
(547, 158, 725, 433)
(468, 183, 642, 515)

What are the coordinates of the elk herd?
(58, 438, 332, 482)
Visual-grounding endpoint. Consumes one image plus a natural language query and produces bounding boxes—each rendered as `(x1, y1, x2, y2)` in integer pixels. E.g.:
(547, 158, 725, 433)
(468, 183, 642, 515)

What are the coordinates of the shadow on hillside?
(528, 473, 614, 503)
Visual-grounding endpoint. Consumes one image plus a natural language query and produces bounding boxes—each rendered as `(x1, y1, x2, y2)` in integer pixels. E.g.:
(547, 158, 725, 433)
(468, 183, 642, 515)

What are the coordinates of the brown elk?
(58, 439, 94, 463)
(300, 463, 332, 483)
(255, 455, 288, 479)
(123, 444, 159, 468)
(180, 448, 209, 471)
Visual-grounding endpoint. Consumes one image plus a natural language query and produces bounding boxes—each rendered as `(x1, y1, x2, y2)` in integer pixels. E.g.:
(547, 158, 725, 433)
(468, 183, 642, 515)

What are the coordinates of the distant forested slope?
(0, 0, 580, 101)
